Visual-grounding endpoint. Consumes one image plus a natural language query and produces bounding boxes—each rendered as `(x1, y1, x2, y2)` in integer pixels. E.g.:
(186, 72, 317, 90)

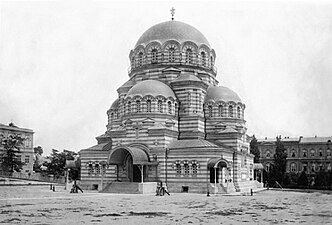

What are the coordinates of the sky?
(0, 0, 332, 155)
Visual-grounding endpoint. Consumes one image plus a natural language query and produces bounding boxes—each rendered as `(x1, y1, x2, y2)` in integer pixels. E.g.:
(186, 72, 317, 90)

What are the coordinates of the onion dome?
(135, 21, 210, 48)
(126, 80, 176, 99)
(204, 86, 242, 103)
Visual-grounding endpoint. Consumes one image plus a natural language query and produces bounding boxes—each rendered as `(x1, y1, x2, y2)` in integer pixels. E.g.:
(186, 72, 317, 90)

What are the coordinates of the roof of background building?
(0, 123, 33, 133)
(257, 136, 332, 144)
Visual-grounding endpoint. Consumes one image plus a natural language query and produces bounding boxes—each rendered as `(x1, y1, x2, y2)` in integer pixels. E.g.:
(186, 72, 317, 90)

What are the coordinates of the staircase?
(234, 180, 257, 192)
(101, 182, 140, 194)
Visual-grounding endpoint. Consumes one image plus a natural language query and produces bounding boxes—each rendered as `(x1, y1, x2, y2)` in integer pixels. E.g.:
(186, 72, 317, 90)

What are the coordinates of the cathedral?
(79, 14, 261, 194)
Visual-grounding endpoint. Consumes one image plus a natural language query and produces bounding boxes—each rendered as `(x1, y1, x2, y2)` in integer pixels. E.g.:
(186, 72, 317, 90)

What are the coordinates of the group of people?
(156, 181, 170, 196)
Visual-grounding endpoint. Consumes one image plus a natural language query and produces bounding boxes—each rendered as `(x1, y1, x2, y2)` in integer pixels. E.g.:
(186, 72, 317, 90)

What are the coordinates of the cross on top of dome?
(170, 7, 175, 20)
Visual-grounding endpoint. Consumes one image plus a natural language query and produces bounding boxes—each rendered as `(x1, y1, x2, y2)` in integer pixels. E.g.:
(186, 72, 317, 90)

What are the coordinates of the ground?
(0, 185, 331, 224)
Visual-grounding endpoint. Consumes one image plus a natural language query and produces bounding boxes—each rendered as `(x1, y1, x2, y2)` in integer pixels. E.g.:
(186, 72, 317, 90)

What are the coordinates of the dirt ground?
(0, 185, 331, 224)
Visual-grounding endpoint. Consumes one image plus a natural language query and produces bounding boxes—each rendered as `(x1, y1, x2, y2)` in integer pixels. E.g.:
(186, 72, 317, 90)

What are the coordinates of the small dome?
(205, 86, 242, 103)
(127, 80, 176, 99)
(110, 99, 119, 109)
(135, 21, 210, 48)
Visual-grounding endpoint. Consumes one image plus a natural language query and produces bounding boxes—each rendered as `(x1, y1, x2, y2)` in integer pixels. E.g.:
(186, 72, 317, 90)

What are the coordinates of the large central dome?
(135, 21, 211, 48)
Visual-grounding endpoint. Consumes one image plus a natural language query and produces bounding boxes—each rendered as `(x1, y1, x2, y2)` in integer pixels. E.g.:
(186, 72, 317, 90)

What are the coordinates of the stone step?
(101, 182, 140, 194)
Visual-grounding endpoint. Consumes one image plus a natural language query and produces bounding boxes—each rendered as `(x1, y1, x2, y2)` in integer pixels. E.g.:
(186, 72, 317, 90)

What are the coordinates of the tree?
(297, 170, 308, 187)
(0, 134, 25, 176)
(43, 149, 78, 178)
(270, 136, 288, 185)
(250, 135, 260, 163)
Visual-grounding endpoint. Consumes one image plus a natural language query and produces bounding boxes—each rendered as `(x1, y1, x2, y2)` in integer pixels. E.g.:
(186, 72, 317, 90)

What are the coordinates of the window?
(311, 163, 315, 172)
(16, 155, 21, 162)
(210, 56, 214, 66)
(237, 106, 241, 118)
(176, 162, 181, 176)
(302, 164, 307, 172)
(136, 100, 141, 113)
(192, 162, 198, 177)
(151, 49, 158, 63)
(319, 164, 324, 171)
(146, 100, 151, 113)
(218, 105, 223, 117)
(327, 149, 331, 157)
(229, 105, 233, 118)
(185, 48, 193, 64)
(265, 163, 270, 172)
(201, 51, 206, 66)
(327, 163, 331, 171)
(88, 164, 93, 175)
(291, 151, 296, 157)
(168, 47, 175, 62)
(266, 150, 271, 158)
(208, 105, 213, 117)
(310, 149, 315, 157)
(303, 150, 307, 157)
(95, 164, 100, 175)
(138, 52, 144, 66)
(319, 149, 323, 157)
(131, 57, 135, 67)
(184, 162, 189, 176)
(168, 101, 172, 114)
(157, 100, 163, 113)
(291, 163, 296, 172)
(127, 101, 131, 113)
(25, 155, 30, 164)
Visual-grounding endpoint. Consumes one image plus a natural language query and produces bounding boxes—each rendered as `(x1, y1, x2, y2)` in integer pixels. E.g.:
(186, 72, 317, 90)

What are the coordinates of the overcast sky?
(1, 0, 332, 155)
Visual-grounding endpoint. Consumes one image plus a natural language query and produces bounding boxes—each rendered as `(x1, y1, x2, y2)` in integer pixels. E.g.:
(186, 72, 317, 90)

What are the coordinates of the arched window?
(168, 47, 175, 62)
(127, 101, 131, 113)
(210, 56, 214, 66)
(111, 112, 114, 120)
(266, 150, 271, 158)
(136, 100, 141, 113)
(168, 101, 172, 114)
(310, 149, 315, 157)
(151, 49, 158, 63)
(174, 103, 178, 115)
(265, 163, 270, 172)
(184, 162, 189, 176)
(146, 100, 151, 113)
(88, 164, 93, 175)
(218, 105, 223, 117)
(303, 150, 307, 157)
(229, 105, 233, 118)
(95, 164, 100, 175)
(138, 52, 144, 66)
(319, 149, 323, 157)
(311, 163, 316, 172)
(208, 105, 213, 117)
(175, 162, 181, 176)
(327, 149, 331, 157)
(201, 51, 206, 66)
(237, 106, 241, 118)
(157, 100, 163, 113)
(192, 162, 198, 177)
(185, 48, 193, 64)
(291, 150, 296, 157)
(291, 163, 296, 172)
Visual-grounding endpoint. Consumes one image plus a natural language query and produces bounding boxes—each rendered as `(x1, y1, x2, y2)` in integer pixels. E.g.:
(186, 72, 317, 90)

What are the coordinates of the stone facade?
(0, 123, 34, 175)
(258, 136, 332, 174)
(79, 19, 257, 193)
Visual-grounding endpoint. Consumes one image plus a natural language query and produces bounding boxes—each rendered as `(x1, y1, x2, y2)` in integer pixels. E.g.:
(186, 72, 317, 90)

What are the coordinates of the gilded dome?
(204, 86, 242, 103)
(135, 21, 210, 48)
(127, 80, 176, 99)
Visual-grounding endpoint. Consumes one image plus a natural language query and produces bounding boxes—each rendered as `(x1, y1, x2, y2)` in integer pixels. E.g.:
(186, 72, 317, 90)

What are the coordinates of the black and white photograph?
(0, 0, 332, 224)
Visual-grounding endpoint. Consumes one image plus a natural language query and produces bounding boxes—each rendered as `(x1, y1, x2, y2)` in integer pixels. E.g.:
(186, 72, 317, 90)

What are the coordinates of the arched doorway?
(108, 145, 150, 183)
(124, 154, 143, 182)
(207, 158, 231, 194)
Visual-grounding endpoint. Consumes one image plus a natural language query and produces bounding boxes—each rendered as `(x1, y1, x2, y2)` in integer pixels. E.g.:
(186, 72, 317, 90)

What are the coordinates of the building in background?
(258, 136, 332, 175)
(0, 123, 34, 175)
(79, 15, 259, 194)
